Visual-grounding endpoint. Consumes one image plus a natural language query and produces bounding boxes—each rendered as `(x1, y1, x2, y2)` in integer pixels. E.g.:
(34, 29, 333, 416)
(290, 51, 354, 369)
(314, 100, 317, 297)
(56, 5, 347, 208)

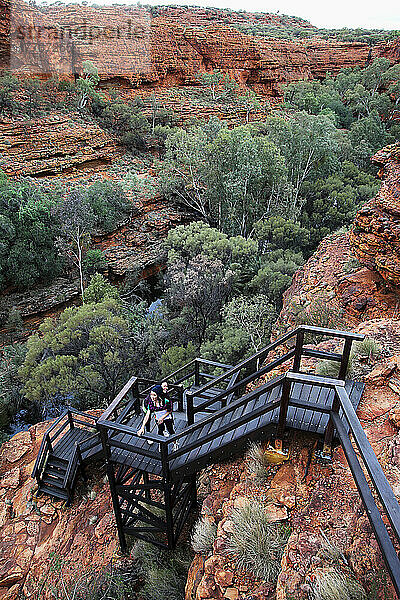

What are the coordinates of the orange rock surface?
(0, 415, 125, 599)
(3, 1, 399, 98)
(0, 112, 122, 178)
(351, 143, 400, 290)
(274, 231, 400, 337)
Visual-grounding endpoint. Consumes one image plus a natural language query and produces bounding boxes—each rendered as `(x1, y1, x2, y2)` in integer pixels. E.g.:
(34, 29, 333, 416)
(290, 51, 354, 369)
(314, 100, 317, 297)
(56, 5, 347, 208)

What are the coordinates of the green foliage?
(85, 180, 132, 232)
(300, 162, 378, 252)
(76, 60, 100, 112)
(82, 249, 107, 275)
(349, 113, 392, 167)
(256, 112, 340, 211)
(0, 175, 62, 291)
(165, 221, 258, 271)
(0, 75, 20, 116)
(132, 541, 192, 600)
(316, 354, 353, 379)
(160, 125, 211, 220)
(159, 342, 197, 376)
(254, 216, 310, 252)
(284, 59, 400, 169)
(234, 19, 398, 45)
(191, 519, 217, 555)
(236, 89, 264, 122)
(206, 125, 290, 236)
(165, 255, 232, 346)
(32, 554, 137, 600)
(311, 568, 367, 600)
(290, 292, 345, 334)
(0, 343, 27, 429)
(0, 171, 131, 294)
(97, 101, 150, 151)
(284, 79, 353, 127)
(249, 249, 304, 306)
(200, 322, 250, 366)
(353, 337, 381, 360)
(196, 70, 238, 102)
(19, 299, 140, 411)
(221, 295, 275, 353)
(84, 273, 120, 304)
(161, 122, 291, 236)
(4, 307, 24, 336)
(224, 500, 290, 582)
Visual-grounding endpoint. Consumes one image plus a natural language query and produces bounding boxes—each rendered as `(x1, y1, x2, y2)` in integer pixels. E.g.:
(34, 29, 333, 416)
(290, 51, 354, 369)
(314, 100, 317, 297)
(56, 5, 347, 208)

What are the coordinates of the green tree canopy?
(0, 174, 62, 292)
(19, 299, 138, 412)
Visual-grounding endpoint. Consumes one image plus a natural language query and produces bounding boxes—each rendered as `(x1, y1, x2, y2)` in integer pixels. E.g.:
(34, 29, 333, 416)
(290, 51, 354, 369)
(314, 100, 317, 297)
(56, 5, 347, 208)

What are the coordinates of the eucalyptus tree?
(206, 126, 290, 237)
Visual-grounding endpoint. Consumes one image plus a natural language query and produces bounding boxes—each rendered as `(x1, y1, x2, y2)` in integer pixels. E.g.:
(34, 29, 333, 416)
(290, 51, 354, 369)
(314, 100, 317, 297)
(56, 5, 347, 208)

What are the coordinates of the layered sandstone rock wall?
(0, 112, 122, 177)
(2, 1, 399, 97)
(351, 143, 400, 291)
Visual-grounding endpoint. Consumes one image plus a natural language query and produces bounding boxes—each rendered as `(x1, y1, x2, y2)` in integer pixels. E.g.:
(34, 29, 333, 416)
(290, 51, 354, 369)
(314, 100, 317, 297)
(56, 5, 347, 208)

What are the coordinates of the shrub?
(224, 501, 290, 582)
(0, 343, 27, 429)
(316, 356, 354, 379)
(83, 249, 107, 275)
(291, 292, 345, 342)
(246, 442, 270, 483)
(311, 568, 367, 600)
(32, 556, 138, 600)
(132, 541, 192, 600)
(159, 342, 197, 377)
(191, 518, 217, 555)
(0, 175, 62, 291)
(141, 567, 186, 600)
(85, 180, 132, 232)
(353, 338, 381, 360)
(84, 273, 120, 304)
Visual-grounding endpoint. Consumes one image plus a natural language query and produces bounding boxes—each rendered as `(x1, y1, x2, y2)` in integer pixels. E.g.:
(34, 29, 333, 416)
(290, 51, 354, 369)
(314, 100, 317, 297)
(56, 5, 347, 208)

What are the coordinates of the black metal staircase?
(32, 326, 400, 597)
(32, 410, 102, 504)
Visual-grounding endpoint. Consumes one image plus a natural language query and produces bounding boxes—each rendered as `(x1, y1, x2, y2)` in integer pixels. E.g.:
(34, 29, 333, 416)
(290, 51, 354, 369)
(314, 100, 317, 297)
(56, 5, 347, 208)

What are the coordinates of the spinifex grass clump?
(353, 337, 381, 360)
(311, 568, 367, 600)
(246, 441, 270, 483)
(191, 518, 218, 555)
(225, 501, 290, 582)
(316, 353, 354, 379)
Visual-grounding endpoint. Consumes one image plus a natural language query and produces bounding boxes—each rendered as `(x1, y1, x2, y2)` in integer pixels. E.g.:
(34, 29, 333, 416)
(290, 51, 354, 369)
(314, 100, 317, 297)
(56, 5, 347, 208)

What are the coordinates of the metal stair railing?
(185, 325, 364, 425)
(32, 409, 98, 485)
(286, 372, 400, 598)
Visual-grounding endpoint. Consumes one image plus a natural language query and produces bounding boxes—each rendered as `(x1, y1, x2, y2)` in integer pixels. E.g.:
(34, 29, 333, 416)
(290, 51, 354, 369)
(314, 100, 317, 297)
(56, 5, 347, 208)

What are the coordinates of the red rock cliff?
(350, 143, 400, 291)
(2, 1, 399, 97)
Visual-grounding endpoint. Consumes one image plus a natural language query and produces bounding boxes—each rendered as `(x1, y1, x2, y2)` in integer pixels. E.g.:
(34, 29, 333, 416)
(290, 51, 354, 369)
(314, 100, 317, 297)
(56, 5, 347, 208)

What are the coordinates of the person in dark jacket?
(138, 386, 175, 443)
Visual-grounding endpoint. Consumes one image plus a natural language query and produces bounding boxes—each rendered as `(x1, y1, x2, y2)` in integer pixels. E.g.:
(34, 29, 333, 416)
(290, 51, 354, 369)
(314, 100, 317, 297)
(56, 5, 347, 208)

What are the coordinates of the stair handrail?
(68, 409, 98, 429)
(186, 348, 297, 422)
(184, 328, 298, 412)
(100, 376, 138, 422)
(63, 442, 81, 489)
(165, 374, 286, 448)
(286, 372, 400, 597)
(32, 433, 52, 481)
(32, 411, 70, 479)
(185, 325, 364, 422)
